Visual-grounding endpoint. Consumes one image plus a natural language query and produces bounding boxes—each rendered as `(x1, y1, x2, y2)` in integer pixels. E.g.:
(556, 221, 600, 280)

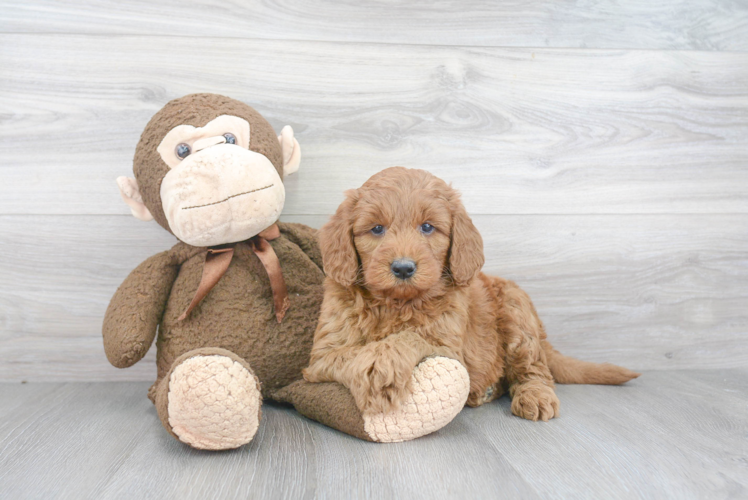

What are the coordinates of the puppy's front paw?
(349, 353, 415, 414)
(510, 380, 560, 422)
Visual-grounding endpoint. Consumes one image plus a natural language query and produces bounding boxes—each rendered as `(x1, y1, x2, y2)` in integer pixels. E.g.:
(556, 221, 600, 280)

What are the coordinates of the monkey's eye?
(420, 223, 435, 235)
(175, 143, 191, 160)
(223, 133, 236, 145)
(371, 225, 386, 236)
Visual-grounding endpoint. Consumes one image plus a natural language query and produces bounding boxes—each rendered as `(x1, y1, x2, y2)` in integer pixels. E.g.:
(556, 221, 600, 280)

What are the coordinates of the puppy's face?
(353, 183, 453, 299)
(320, 167, 485, 300)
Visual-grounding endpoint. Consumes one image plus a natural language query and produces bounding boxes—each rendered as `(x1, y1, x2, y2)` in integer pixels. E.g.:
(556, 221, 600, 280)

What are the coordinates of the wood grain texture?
(471, 369, 748, 499)
(1, 372, 745, 499)
(2, 35, 748, 216)
(1, 0, 747, 51)
(1, 213, 746, 382)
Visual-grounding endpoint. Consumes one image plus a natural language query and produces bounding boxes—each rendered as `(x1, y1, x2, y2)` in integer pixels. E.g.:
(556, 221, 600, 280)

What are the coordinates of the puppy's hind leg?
(499, 281, 560, 422)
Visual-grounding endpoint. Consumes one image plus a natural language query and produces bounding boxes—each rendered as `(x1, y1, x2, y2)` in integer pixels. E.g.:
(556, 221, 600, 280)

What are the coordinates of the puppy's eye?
(175, 143, 191, 160)
(223, 133, 236, 145)
(420, 223, 435, 235)
(371, 225, 385, 236)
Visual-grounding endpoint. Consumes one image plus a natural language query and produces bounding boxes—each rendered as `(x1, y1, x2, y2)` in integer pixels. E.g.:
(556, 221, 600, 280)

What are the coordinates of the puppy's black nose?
(391, 259, 417, 280)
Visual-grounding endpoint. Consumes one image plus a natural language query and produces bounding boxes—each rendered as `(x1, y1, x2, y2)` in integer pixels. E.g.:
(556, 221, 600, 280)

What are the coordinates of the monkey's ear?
(278, 125, 301, 177)
(117, 176, 154, 222)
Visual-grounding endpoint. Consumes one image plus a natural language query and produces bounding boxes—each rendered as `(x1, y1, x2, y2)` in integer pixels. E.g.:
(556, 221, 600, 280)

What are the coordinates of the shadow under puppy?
(304, 167, 639, 425)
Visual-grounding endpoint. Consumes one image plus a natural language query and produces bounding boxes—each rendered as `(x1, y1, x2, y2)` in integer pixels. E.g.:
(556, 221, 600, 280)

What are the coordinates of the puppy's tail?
(542, 340, 640, 385)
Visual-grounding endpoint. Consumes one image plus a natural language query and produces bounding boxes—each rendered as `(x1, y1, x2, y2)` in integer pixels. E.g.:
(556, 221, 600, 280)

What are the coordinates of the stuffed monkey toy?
(104, 94, 469, 450)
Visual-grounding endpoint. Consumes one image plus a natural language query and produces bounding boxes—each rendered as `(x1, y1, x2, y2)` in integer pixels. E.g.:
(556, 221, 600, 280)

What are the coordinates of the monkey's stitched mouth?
(181, 184, 274, 210)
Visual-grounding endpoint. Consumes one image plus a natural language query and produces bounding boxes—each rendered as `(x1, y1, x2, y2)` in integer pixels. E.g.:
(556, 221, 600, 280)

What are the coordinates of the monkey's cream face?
(156, 115, 285, 247)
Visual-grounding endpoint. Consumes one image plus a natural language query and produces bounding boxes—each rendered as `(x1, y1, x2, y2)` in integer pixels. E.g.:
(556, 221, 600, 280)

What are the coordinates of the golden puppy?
(303, 167, 639, 421)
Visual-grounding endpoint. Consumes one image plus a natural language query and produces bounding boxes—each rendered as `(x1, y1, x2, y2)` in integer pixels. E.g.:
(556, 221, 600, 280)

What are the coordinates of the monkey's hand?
(103, 249, 180, 368)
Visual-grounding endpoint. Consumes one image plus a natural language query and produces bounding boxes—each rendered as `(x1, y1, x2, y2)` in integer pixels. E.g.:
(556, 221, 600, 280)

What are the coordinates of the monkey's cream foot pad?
(167, 355, 261, 450)
(363, 356, 470, 443)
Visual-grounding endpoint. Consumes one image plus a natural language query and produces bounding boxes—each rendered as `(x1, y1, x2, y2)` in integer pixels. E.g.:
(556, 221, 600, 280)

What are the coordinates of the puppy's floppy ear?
(319, 189, 360, 287)
(447, 189, 484, 286)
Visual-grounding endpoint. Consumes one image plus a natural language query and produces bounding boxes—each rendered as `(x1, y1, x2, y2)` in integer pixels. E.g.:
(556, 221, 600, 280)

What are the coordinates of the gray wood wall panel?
(2, 35, 748, 216)
(2, 213, 746, 382)
(1, 0, 747, 51)
(1, 2, 746, 383)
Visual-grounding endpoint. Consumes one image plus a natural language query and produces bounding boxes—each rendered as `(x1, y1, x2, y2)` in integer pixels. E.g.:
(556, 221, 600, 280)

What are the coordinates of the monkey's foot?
(363, 356, 470, 443)
(167, 354, 261, 450)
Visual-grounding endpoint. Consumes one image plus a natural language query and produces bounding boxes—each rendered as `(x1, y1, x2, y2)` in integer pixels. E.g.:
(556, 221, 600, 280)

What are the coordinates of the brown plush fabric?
(105, 95, 376, 449)
(138, 222, 326, 397)
(103, 244, 199, 368)
(274, 380, 373, 442)
(275, 220, 324, 271)
(133, 93, 284, 234)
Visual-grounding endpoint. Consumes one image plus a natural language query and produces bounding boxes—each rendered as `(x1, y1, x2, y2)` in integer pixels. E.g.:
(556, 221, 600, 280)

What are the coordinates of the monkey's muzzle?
(160, 144, 285, 247)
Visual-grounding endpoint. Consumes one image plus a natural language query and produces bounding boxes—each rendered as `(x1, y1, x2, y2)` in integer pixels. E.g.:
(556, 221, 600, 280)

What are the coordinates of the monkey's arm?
(102, 249, 182, 368)
(277, 221, 323, 271)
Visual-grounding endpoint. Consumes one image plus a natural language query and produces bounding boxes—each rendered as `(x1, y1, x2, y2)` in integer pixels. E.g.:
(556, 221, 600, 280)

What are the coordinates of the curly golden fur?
(303, 167, 639, 421)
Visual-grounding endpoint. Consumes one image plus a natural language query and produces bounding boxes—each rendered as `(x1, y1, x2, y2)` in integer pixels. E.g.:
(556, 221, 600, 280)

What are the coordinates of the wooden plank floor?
(1, 370, 746, 499)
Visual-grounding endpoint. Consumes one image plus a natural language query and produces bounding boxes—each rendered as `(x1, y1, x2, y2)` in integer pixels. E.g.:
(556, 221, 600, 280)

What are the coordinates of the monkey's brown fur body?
(305, 167, 639, 421)
(104, 94, 373, 448)
(105, 223, 322, 392)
